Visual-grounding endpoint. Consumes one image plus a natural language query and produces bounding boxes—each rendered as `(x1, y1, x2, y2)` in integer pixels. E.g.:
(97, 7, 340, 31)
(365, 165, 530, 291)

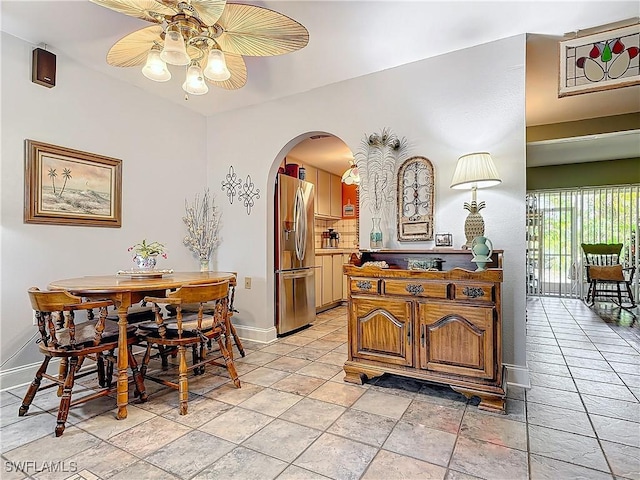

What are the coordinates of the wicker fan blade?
(204, 52, 247, 90)
(90, 0, 175, 23)
(214, 4, 309, 57)
(189, 0, 227, 26)
(107, 25, 164, 67)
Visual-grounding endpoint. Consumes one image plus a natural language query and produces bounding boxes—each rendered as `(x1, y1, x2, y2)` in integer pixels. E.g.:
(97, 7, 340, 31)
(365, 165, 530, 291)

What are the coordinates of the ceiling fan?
(90, 0, 309, 95)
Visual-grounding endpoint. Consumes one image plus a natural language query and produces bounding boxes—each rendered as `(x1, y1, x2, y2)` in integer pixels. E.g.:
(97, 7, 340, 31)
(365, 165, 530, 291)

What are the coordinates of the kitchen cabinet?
(332, 254, 344, 302)
(314, 256, 323, 308)
(315, 251, 345, 311)
(317, 170, 331, 217)
(330, 174, 342, 218)
(321, 255, 333, 306)
(304, 165, 318, 215)
(315, 169, 342, 219)
(343, 250, 505, 413)
(342, 254, 350, 300)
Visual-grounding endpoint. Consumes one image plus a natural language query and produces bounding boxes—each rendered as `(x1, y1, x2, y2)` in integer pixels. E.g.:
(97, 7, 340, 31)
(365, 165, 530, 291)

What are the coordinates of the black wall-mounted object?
(32, 48, 56, 88)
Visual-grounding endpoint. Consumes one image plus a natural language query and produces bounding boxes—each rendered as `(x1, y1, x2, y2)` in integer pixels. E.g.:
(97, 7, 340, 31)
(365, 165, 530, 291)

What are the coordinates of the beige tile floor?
(1, 297, 639, 480)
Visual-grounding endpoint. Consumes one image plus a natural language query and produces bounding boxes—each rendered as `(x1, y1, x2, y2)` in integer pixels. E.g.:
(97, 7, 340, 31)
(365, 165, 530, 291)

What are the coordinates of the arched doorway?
(268, 132, 356, 337)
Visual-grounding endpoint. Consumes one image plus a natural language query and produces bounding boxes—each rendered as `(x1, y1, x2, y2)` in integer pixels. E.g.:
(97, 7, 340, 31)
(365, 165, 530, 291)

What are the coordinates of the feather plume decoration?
(354, 128, 409, 216)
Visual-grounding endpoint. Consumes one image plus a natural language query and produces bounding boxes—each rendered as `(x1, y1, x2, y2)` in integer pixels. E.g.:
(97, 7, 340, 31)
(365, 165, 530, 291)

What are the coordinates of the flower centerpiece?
(128, 239, 167, 270)
(183, 188, 221, 271)
(354, 127, 409, 249)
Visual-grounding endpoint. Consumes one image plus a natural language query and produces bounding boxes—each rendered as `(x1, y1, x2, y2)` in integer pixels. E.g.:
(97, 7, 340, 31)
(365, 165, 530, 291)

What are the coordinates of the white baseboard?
(504, 363, 530, 388)
(233, 324, 277, 344)
(0, 348, 151, 393)
(0, 360, 55, 392)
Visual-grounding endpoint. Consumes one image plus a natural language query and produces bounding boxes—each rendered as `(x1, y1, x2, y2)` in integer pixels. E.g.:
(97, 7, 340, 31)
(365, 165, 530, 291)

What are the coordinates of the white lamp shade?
(450, 152, 502, 190)
(142, 47, 171, 82)
(203, 49, 231, 81)
(182, 63, 208, 95)
(160, 27, 190, 66)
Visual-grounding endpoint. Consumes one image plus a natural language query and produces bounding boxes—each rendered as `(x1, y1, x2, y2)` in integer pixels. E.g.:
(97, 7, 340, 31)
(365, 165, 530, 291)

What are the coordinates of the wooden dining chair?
(165, 276, 245, 359)
(19, 287, 146, 437)
(582, 243, 636, 309)
(136, 280, 240, 415)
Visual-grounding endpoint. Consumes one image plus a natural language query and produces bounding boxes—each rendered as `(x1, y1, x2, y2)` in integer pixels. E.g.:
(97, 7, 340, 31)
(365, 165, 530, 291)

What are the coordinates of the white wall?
(0, 32, 208, 381)
(0, 31, 529, 387)
(208, 35, 528, 372)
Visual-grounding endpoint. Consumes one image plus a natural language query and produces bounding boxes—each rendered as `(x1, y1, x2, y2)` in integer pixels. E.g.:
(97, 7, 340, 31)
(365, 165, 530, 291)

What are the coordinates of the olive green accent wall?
(527, 157, 640, 190)
(527, 113, 640, 142)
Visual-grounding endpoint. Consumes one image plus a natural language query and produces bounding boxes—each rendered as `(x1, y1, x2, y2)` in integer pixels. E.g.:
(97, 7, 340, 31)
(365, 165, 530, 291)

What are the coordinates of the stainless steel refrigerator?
(275, 173, 315, 335)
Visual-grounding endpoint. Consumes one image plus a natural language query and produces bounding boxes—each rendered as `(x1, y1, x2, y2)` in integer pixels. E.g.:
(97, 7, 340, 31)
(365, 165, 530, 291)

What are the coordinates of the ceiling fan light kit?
(90, 0, 309, 97)
(142, 44, 171, 81)
(160, 25, 191, 66)
(183, 61, 208, 95)
(204, 49, 231, 81)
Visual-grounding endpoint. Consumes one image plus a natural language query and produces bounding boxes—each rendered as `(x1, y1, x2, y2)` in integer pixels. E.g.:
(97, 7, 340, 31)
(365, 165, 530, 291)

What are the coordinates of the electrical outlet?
(244, 277, 252, 289)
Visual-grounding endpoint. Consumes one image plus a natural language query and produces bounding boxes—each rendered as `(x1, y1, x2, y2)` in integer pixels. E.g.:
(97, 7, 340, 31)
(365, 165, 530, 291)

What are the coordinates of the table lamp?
(450, 152, 502, 249)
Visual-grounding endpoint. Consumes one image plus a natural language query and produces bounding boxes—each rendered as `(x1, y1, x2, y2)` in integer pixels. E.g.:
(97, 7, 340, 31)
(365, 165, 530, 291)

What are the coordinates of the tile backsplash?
(315, 218, 359, 249)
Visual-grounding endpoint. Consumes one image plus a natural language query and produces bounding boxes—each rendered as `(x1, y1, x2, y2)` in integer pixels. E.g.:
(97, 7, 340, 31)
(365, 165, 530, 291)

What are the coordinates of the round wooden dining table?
(49, 271, 236, 420)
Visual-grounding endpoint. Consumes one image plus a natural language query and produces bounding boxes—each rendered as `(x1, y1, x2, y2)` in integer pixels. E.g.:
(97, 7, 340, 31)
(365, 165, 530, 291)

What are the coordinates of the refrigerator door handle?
(294, 186, 306, 262)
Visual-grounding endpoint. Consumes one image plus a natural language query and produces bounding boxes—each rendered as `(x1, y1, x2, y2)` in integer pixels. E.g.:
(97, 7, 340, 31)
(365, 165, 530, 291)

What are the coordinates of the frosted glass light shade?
(341, 165, 360, 185)
(450, 152, 501, 190)
(142, 46, 171, 82)
(160, 27, 190, 66)
(203, 49, 231, 81)
(182, 63, 208, 95)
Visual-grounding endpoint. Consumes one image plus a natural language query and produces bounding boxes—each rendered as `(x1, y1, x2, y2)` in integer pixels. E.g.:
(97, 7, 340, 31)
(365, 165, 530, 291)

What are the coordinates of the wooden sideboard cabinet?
(343, 250, 506, 413)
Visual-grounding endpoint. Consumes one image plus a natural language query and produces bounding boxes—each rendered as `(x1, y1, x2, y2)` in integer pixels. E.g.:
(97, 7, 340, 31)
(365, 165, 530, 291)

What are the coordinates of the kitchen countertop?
(315, 248, 359, 255)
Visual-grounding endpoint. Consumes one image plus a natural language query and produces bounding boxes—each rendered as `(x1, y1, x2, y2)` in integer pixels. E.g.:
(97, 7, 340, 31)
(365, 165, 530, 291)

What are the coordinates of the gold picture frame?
(25, 140, 122, 227)
(559, 22, 640, 97)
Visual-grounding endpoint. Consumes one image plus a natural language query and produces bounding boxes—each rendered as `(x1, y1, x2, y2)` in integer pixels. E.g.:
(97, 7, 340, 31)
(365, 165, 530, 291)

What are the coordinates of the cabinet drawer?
(350, 278, 380, 294)
(384, 280, 449, 299)
(452, 283, 494, 302)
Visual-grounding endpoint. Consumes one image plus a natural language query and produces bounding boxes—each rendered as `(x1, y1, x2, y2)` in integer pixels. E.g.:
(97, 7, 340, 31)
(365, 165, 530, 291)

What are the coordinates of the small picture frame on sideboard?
(435, 233, 453, 247)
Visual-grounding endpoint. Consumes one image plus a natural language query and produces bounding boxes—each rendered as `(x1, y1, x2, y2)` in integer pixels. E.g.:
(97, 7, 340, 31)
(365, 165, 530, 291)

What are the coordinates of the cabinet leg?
(477, 395, 506, 414)
(343, 370, 366, 385)
(343, 362, 383, 385)
(451, 386, 506, 414)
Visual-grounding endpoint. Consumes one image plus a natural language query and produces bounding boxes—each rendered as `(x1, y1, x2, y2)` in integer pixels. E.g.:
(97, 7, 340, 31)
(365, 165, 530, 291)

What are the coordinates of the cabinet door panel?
(317, 170, 331, 217)
(314, 265, 323, 309)
(305, 165, 318, 216)
(418, 303, 495, 379)
(342, 254, 350, 300)
(351, 297, 413, 366)
(322, 255, 333, 305)
(330, 174, 342, 217)
(332, 254, 343, 302)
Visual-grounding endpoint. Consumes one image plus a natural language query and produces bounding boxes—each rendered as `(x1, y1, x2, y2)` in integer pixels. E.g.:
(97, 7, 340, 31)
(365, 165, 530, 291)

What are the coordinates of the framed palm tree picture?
(24, 140, 122, 227)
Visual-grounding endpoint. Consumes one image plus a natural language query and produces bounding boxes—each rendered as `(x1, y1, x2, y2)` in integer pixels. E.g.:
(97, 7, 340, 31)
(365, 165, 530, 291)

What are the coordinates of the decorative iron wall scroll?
(221, 166, 242, 204)
(397, 156, 434, 242)
(238, 175, 260, 215)
(221, 166, 259, 215)
(559, 23, 639, 97)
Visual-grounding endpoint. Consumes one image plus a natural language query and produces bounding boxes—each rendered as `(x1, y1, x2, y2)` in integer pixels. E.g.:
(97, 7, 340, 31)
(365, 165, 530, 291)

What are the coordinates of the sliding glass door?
(526, 185, 639, 300)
